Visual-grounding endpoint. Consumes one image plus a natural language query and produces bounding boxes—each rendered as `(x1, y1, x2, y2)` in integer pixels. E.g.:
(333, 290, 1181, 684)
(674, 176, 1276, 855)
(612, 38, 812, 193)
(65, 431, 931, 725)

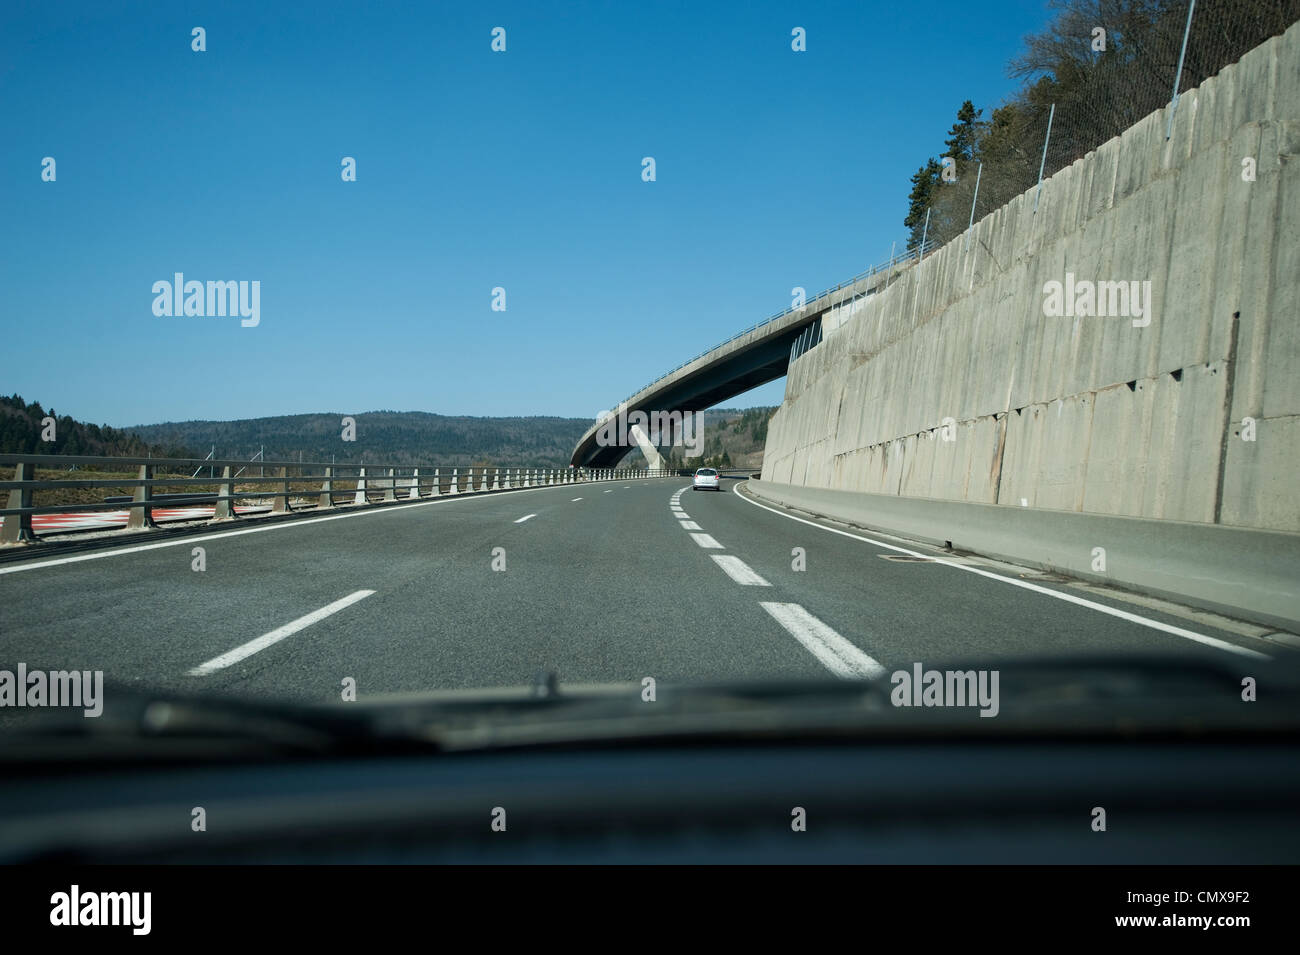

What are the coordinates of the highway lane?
(702, 479, 1277, 663)
(0, 478, 825, 715)
(0, 475, 1281, 721)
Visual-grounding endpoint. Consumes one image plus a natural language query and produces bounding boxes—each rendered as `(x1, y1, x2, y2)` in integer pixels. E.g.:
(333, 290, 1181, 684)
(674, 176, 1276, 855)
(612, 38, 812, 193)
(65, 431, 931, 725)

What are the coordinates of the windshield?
(1, 0, 1297, 879)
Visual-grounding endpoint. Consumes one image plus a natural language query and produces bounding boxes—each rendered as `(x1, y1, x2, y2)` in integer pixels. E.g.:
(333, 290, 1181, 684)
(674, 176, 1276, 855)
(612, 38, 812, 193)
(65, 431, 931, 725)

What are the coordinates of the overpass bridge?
(570, 242, 933, 468)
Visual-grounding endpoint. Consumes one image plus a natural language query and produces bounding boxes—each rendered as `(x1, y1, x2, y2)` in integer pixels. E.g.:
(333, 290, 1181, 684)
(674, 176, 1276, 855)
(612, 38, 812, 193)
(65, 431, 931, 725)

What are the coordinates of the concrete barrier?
(747, 478, 1300, 634)
(763, 23, 1300, 537)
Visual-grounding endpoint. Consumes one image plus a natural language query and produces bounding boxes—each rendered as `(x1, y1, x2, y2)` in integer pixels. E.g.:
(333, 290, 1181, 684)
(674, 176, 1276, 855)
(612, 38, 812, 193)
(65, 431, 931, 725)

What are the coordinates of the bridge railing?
(614, 237, 938, 409)
(0, 453, 671, 544)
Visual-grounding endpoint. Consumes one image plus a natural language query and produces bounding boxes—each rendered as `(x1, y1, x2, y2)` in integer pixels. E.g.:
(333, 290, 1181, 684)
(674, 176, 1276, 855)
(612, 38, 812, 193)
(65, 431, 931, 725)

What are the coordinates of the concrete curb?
(747, 479, 1300, 634)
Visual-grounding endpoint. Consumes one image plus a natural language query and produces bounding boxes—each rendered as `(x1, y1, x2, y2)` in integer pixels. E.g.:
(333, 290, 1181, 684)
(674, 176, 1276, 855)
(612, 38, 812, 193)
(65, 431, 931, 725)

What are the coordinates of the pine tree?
(904, 158, 942, 250)
(943, 100, 986, 168)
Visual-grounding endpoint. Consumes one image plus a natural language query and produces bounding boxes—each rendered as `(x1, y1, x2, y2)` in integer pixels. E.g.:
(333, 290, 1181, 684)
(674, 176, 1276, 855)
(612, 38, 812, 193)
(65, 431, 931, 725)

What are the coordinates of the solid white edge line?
(513, 514, 537, 523)
(760, 601, 885, 678)
(711, 554, 771, 587)
(734, 482, 1270, 660)
(188, 589, 376, 676)
(0, 481, 591, 577)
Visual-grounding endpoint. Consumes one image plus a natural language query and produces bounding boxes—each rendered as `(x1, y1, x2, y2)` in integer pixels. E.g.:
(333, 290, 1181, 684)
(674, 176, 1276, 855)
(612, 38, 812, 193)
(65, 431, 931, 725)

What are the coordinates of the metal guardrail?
(0, 453, 670, 544)
(614, 238, 937, 408)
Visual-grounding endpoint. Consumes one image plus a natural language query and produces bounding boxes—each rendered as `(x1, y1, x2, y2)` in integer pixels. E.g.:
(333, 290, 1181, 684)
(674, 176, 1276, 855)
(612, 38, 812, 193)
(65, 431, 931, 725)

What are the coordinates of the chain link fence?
(913, 0, 1300, 250)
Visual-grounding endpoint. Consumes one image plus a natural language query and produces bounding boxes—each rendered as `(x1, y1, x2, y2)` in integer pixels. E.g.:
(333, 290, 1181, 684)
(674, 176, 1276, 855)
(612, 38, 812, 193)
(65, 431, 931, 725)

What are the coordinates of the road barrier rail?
(0, 453, 670, 544)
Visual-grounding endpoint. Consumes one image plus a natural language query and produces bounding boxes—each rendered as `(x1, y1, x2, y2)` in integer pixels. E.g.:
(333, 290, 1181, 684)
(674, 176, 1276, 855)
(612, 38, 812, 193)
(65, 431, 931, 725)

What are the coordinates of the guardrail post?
(317, 466, 334, 510)
(354, 467, 368, 505)
(383, 468, 397, 503)
(272, 467, 291, 513)
(1, 461, 36, 543)
(490, 468, 499, 491)
(213, 465, 238, 519)
(432, 468, 440, 496)
(448, 468, 459, 494)
(408, 468, 421, 499)
(126, 464, 158, 529)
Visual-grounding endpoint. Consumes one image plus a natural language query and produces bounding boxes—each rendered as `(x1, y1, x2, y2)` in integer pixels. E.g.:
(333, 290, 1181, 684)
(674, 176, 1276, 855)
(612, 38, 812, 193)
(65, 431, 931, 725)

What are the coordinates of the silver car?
(692, 467, 720, 491)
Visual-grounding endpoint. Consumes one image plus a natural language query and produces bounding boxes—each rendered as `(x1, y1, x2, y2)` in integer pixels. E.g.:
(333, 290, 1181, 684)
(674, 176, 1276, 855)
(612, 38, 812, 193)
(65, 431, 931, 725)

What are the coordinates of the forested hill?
(2, 396, 777, 469)
(0, 394, 192, 458)
(124, 411, 594, 467)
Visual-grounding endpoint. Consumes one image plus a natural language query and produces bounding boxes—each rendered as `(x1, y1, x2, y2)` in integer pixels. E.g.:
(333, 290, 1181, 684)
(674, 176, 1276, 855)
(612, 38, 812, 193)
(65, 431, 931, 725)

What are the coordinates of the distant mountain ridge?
(124, 411, 594, 468)
(2, 396, 776, 469)
(127, 407, 777, 469)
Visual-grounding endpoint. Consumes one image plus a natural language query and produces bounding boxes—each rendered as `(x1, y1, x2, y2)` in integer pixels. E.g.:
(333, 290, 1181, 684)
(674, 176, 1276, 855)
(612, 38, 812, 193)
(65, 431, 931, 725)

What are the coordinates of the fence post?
(0, 461, 36, 543)
(213, 465, 237, 519)
(1166, 0, 1197, 140)
(272, 466, 291, 513)
(126, 464, 157, 529)
(965, 162, 983, 252)
(354, 467, 368, 505)
(317, 466, 333, 510)
(1034, 103, 1056, 213)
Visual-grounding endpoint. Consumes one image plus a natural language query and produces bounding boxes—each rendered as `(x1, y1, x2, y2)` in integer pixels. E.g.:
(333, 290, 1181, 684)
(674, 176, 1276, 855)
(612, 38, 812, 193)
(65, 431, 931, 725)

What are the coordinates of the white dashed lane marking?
(189, 590, 376, 676)
(711, 555, 771, 587)
(760, 602, 885, 679)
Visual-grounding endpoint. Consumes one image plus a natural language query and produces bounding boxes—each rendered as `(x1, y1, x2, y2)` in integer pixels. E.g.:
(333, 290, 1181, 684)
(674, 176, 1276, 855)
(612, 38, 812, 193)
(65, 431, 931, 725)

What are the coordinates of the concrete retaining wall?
(762, 23, 1300, 536)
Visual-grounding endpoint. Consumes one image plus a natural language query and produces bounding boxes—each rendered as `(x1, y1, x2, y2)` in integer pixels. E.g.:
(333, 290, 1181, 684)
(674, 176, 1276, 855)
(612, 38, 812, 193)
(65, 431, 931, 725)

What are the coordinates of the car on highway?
(692, 467, 720, 491)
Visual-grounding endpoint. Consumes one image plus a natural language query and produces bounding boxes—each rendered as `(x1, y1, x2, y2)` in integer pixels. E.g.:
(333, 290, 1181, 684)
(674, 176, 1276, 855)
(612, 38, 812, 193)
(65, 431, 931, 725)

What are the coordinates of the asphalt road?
(0, 476, 1281, 713)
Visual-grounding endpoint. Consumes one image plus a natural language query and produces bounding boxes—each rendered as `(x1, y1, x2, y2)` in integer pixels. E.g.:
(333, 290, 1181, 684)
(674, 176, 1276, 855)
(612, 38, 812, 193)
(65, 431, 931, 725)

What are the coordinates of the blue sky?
(1, 0, 1053, 427)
